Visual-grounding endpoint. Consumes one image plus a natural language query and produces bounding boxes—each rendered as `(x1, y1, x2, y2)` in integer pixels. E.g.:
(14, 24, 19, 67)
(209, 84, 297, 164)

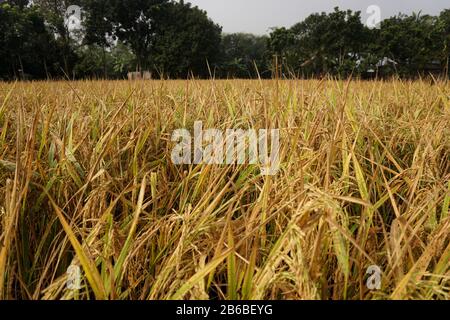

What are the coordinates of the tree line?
(1, 1, 449, 80)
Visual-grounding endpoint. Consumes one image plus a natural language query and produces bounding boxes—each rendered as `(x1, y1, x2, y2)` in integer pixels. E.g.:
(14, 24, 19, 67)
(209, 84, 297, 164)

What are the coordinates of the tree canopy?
(268, 7, 450, 78)
(0, 2, 449, 80)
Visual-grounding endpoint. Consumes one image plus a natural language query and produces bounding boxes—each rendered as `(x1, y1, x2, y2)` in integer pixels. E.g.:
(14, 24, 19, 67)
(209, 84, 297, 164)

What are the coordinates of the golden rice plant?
(0, 78, 449, 300)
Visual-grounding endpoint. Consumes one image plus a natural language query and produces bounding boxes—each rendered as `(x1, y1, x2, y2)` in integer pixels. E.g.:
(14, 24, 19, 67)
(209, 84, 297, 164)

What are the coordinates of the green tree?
(111, 42, 137, 77)
(150, 1, 222, 78)
(33, 0, 81, 75)
(0, 2, 59, 79)
(267, 27, 297, 76)
(291, 8, 369, 77)
(81, 0, 115, 77)
(220, 33, 269, 78)
(376, 13, 442, 77)
(268, 8, 370, 77)
(106, 0, 168, 72)
(437, 9, 450, 75)
(85, 0, 221, 77)
(73, 42, 136, 79)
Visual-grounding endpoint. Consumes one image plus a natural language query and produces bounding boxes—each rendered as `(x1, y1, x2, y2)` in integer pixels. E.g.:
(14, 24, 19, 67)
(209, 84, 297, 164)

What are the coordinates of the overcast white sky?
(187, 0, 450, 35)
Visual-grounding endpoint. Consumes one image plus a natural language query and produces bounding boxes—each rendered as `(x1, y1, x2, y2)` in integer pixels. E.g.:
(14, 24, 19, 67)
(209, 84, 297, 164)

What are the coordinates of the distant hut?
(127, 71, 151, 80)
(363, 57, 398, 79)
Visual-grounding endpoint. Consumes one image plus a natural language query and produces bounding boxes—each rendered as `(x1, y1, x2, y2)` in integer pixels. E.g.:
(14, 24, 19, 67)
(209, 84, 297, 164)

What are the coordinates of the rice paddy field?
(0, 79, 449, 300)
